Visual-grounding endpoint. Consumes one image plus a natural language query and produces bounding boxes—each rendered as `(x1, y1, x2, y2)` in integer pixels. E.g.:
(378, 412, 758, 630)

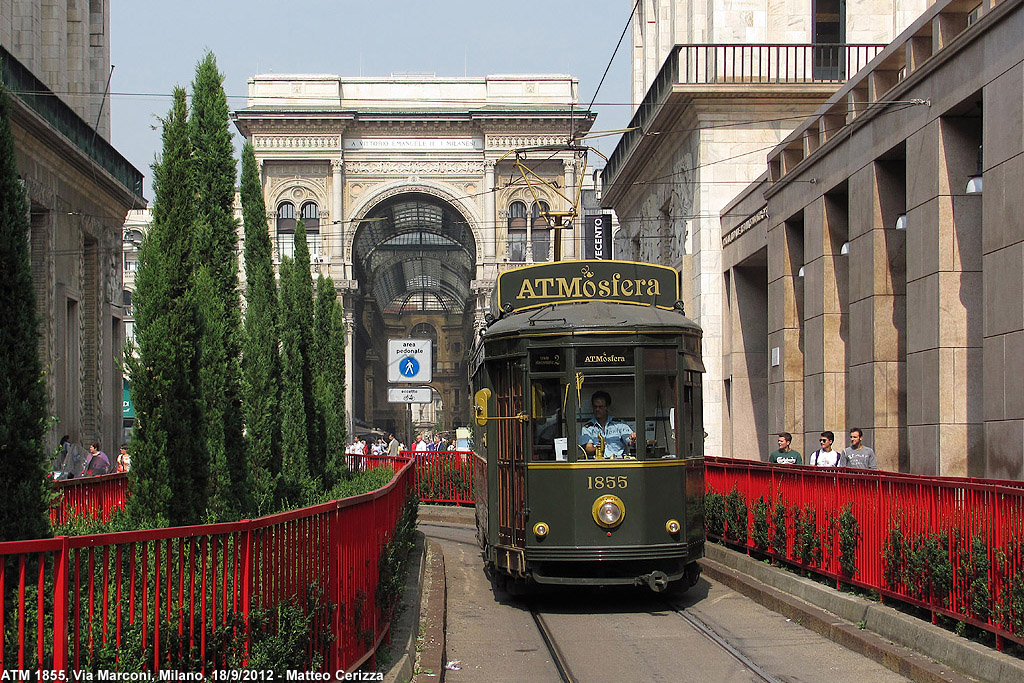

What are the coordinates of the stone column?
(726, 264, 769, 458)
(802, 194, 848, 455)
(344, 308, 356, 440)
(905, 119, 983, 476)
(331, 159, 344, 262)
(767, 218, 805, 459)
(564, 159, 577, 259)
(846, 162, 907, 472)
(484, 160, 495, 258)
(983, 65, 1024, 479)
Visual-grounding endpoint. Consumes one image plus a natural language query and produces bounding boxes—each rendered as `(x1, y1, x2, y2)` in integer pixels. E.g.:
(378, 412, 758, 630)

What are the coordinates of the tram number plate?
(587, 475, 628, 490)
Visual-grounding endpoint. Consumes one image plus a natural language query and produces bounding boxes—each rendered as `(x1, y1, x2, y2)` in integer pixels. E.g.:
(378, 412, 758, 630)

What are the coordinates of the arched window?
(531, 200, 550, 262)
(301, 201, 322, 260)
(410, 322, 438, 359)
(507, 201, 527, 262)
(277, 201, 296, 259)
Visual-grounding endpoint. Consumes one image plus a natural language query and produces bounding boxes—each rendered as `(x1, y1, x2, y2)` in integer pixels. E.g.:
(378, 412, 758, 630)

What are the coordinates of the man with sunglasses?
(809, 431, 840, 467)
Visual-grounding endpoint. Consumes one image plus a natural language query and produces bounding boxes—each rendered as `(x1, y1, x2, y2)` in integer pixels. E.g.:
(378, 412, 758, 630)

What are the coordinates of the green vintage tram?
(471, 260, 705, 593)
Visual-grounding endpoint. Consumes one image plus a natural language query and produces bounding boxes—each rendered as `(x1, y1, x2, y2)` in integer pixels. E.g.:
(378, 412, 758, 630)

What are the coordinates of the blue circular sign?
(400, 356, 420, 377)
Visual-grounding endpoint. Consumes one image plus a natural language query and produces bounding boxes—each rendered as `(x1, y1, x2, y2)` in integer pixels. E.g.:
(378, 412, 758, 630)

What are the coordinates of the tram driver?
(580, 390, 637, 459)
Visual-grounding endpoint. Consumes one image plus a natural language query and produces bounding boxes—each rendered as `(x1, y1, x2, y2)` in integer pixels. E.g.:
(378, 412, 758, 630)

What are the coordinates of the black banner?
(583, 214, 613, 260)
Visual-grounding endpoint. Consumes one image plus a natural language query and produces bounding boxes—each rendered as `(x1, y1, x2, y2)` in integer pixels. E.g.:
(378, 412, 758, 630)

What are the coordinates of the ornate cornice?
(345, 161, 484, 176)
(253, 134, 342, 150)
(485, 134, 570, 150)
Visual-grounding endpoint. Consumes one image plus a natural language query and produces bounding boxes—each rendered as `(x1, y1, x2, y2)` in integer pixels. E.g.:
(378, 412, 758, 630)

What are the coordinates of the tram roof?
(482, 299, 701, 338)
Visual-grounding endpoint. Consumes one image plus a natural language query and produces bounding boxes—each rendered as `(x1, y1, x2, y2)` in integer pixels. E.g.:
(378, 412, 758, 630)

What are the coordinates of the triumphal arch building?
(233, 74, 593, 438)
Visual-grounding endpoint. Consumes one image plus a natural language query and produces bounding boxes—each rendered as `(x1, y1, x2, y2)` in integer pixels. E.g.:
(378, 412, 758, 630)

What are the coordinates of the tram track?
(671, 601, 782, 683)
(529, 608, 580, 683)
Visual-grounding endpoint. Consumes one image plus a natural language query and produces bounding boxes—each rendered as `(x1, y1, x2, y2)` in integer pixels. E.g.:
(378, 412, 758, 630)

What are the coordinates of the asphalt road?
(420, 521, 912, 683)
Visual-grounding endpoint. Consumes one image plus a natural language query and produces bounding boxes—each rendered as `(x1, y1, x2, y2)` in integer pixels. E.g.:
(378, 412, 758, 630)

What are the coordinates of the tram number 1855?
(587, 475, 628, 490)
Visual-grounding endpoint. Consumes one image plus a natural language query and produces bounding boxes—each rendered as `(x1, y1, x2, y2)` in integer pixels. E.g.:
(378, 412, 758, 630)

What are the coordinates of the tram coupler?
(638, 570, 669, 592)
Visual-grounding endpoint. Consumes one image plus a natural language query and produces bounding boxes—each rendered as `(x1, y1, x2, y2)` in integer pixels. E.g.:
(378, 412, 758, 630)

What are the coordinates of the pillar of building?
(982, 66, 1024, 479)
(483, 160, 496, 259)
(564, 158, 577, 259)
(331, 159, 344, 262)
(846, 162, 907, 471)
(905, 119, 983, 476)
(801, 195, 848, 455)
(767, 219, 805, 458)
(725, 263, 769, 458)
(343, 307, 357, 440)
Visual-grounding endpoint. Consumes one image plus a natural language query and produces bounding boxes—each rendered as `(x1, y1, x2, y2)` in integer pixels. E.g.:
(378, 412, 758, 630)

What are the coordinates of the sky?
(109, 1, 636, 201)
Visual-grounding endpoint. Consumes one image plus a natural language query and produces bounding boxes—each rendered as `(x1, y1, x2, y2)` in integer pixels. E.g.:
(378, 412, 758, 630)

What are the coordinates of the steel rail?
(674, 605, 781, 683)
(530, 609, 580, 683)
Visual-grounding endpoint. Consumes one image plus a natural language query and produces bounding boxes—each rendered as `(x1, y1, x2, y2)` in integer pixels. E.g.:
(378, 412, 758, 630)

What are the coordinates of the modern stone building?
(600, 0, 927, 458)
(722, 0, 1023, 478)
(232, 75, 593, 438)
(2, 3, 145, 452)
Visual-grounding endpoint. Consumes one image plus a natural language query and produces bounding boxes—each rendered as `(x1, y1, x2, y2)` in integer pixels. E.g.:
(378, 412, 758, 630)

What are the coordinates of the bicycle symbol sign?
(400, 356, 420, 377)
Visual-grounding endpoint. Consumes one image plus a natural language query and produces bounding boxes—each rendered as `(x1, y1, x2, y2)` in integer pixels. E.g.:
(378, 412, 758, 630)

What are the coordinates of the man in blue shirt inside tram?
(581, 390, 637, 459)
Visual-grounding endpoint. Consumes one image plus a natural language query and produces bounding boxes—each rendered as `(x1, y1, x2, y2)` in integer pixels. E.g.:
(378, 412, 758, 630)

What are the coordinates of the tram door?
(495, 361, 526, 548)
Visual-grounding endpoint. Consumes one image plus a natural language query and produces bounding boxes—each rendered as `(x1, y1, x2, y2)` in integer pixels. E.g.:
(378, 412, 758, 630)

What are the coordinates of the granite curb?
(703, 543, 1024, 683)
(417, 504, 476, 527)
(412, 540, 446, 682)
(383, 530, 427, 683)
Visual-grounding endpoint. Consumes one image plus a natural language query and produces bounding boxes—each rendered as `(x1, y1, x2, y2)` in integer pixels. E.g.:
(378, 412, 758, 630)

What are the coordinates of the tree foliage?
(278, 257, 313, 504)
(189, 52, 246, 517)
(240, 143, 281, 515)
(314, 276, 347, 488)
(0, 84, 52, 541)
(127, 87, 206, 527)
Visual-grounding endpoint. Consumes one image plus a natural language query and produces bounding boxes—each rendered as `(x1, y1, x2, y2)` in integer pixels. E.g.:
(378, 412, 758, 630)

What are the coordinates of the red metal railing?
(364, 451, 476, 505)
(50, 473, 129, 526)
(3, 457, 414, 672)
(705, 457, 1024, 649)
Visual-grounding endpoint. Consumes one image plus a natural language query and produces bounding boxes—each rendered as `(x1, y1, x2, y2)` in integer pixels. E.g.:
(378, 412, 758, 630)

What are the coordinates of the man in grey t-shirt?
(840, 428, 877, 470)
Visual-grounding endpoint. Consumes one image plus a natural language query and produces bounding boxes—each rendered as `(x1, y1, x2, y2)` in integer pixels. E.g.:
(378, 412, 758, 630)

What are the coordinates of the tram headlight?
(533, 522, 549, 538)
(666, 519, 681, 535)
(592, 495, 625, 529)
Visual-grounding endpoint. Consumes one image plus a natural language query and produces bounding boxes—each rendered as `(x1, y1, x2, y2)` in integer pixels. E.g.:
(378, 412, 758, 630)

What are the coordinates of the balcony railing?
(1, 45, 145, 201)
(604, 43, 885, 184)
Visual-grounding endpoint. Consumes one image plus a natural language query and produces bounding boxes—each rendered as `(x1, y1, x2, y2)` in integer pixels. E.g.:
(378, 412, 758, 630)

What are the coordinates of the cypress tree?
(189, 52, 247, 515)
(312, 274, 332, 484)
(278, 257, 312, 503)
(240, 143, 281, 515)
(128, 87, 207, 527)
(315, 282, 348, 490)
(291, 223, 322, 483)
(0, 83, 52, 541)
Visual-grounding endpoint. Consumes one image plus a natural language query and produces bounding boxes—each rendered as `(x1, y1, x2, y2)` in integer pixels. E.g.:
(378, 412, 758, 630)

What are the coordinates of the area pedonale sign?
(493, 260, 679, 314)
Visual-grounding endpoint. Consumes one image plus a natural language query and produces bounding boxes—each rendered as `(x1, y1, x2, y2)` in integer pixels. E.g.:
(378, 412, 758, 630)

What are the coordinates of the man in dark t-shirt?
(769, 432, 802, 465)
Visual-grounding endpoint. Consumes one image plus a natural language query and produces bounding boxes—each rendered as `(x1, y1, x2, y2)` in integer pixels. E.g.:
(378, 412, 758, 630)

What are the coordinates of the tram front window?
(577, 376, 636, 460)
(531, 378, 566, 461)
(644, 373, 678, 458)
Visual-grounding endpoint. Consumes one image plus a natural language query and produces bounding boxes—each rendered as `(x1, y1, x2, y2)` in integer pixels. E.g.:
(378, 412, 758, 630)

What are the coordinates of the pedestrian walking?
(769, 432, 802, 465)
(840, 428, 878, 470)
(809, 431, 841, 467)
(85, 442, 110, 476)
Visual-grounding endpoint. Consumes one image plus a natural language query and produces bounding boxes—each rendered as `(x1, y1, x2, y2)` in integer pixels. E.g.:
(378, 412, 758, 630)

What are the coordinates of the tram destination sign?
(494, 260, 679, 314)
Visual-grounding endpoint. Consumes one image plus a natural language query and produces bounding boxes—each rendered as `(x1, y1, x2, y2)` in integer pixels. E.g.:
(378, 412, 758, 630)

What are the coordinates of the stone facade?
(603, 0, 926, 458)
(723, 0, 1023, 477)
(4, 3, 143, 453)
(233, 75, 593, 438)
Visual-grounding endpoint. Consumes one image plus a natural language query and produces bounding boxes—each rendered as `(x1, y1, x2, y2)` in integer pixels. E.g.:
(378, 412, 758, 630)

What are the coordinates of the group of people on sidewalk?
(768, 429, 877, 470)
(51, 437, 131, 480)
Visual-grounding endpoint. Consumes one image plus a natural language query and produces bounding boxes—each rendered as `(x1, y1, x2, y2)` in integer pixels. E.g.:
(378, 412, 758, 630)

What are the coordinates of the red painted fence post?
(240, 521, 253, 666)
(51, 536, 69, 671)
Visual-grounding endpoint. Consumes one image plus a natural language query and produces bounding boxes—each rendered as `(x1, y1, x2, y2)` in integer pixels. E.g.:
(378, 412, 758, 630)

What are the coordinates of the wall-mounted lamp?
(840, 242, 850, 255)
(894, 214, 907, 230)
(797, 266, 805, 277)
(966, 143, 983, 194)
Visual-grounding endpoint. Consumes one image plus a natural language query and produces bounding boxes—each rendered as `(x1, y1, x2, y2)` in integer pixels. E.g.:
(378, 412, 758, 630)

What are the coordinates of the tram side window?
(643, 373, 678, 459)
(530, 378, 566, 461)
(682, 371, 703, 458)
(576, 376, 636, 460)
